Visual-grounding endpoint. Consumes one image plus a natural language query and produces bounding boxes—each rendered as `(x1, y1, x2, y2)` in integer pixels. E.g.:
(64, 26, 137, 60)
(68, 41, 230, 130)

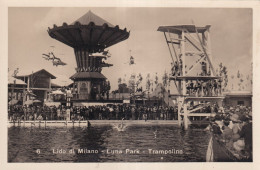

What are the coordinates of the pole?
(183, 103, 189, 130)
(163, 32, 175, 63)
(181, 29, 189, 130)
(177, 97, 181, 127)
(11, 80, 15, 102)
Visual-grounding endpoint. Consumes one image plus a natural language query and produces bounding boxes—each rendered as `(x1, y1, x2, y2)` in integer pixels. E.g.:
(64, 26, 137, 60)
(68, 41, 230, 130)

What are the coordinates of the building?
(8, 77, 27, 104)
(223, 91, 252, 107)
(15, 69, 56, 102)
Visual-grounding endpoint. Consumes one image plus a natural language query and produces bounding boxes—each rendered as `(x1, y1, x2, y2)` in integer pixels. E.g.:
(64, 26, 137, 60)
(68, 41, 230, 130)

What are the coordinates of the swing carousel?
(48, 11, 130, 100)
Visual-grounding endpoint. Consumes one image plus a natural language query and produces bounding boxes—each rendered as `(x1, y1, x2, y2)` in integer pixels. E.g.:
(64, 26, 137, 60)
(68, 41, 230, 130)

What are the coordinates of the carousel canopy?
(48, 10, 130, 52)
(70, 72, 106, 80)
(72, 10, 114, 27)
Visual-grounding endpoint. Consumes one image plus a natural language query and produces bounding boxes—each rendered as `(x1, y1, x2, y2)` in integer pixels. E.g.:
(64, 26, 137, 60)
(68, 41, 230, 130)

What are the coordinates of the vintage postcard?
(0, 0, 259, 170)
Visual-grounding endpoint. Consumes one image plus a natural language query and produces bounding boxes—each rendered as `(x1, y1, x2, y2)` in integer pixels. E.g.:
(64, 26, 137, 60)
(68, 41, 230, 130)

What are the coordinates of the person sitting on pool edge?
(37, 114, 43, 121)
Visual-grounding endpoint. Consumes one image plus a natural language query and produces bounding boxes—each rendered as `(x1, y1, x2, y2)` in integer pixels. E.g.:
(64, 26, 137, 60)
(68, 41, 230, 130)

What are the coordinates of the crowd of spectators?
(8, 104, 179, 121)
(210, 105, 252, 161)
(9, 100, 252, 161)
(186, 79, 222, 97)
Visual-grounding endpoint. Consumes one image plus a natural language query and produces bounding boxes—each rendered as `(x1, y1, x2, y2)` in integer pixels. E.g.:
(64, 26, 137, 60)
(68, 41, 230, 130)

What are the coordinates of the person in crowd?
(218, 79, 222, 95)
(29, 114, 33, 120)
(209, 105, 252, 161)
(202, 80, 207, 96)
(190, 81, 194, 96)
(37, 114, 43, 121)
(213, 80, 218, 96)
(239, 114, 252, 160)
(57, 107, 61, 120)
(201, 61, 207, 76)
(179, 58, 183, 76)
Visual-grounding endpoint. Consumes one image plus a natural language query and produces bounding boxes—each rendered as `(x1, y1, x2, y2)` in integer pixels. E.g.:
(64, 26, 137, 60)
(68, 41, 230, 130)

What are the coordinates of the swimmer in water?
(87, 120, 91, 128)
(118, 118, 124, 129)
(114, 118, 127, 132)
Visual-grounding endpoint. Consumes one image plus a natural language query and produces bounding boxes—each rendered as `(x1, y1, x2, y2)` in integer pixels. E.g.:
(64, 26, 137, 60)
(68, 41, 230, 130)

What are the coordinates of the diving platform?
(158, 25, 211, 34)
(158, 24, 224, 130)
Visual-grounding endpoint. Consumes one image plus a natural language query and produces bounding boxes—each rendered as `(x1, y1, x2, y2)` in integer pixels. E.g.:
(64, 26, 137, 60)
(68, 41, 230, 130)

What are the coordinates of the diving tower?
(158, 25, 224, 130)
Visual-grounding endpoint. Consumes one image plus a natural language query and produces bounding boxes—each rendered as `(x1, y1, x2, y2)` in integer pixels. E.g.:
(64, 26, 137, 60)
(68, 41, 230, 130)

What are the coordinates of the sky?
(8, 7, 252, 91)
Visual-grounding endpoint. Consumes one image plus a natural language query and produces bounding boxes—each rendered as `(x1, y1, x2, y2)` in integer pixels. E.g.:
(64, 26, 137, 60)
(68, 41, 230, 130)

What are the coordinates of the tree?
(136, 73, 143, 89)
(118, 78, 122, 99)
(118, 77, 122, 85)
(217, 63, 228, 92)
(146, 73, 151, 92)
(239, 75, 244, 91)
(123, 74, 127, 83)
(10, 68, 19, 101)
(154, 73, 158, 87)
(146, 74, 151, 100)
(162, 71, 169, 106)
(128, 73, 136, 94)
(231, 75, 234, 90)
(162, 71, 169, 88)
(237, 70, 240, 79)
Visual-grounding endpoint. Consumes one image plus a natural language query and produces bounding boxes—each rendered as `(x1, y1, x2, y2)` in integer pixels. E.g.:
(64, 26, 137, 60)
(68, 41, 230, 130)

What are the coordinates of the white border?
(1, 0, 259, 170)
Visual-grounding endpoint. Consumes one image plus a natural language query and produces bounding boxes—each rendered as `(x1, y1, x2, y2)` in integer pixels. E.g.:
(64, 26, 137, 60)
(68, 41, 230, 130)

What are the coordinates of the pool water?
(8, 124, 210, 162)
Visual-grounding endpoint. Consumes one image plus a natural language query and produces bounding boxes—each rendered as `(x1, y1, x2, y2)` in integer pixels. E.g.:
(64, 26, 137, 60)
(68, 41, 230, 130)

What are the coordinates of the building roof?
(72, 10, 114, 27)
(51, 82, 62, 88)
(70, 72, 106, 80)
(224, 91, 252, 97)
(157, 25, 211, 34)
(8, 77, 27, 85)
(16, 69, 56, 79)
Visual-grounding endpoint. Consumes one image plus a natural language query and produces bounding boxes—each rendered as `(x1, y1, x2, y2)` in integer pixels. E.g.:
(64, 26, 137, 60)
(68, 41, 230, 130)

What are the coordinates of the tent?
(51, 90, 65, 95)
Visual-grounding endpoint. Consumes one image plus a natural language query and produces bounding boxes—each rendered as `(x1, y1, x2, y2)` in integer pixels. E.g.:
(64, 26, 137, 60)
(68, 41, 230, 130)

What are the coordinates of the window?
(80, 82, 88, 93)
(237, 101, 244, 105)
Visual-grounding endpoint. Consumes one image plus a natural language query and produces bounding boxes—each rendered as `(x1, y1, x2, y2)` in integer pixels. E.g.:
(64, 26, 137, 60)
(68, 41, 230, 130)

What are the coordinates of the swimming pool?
(8, 124, 210, 162)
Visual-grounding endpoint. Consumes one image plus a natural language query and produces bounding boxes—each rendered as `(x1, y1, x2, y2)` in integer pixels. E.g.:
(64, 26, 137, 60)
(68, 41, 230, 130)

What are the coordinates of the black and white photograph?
(1, 1, 258, 168)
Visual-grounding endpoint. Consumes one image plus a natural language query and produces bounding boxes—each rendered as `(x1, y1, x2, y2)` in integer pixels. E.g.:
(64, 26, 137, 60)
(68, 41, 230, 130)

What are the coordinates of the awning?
(51, 90, 65, 95)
